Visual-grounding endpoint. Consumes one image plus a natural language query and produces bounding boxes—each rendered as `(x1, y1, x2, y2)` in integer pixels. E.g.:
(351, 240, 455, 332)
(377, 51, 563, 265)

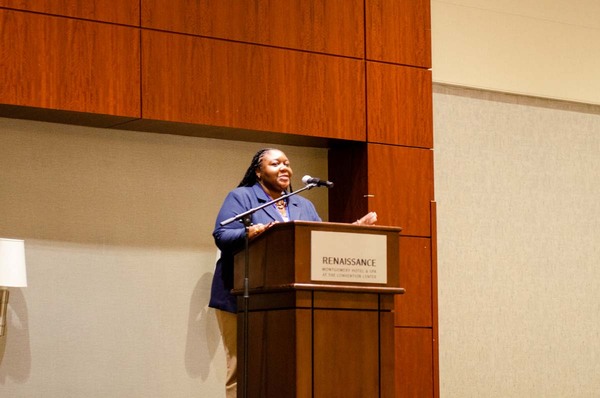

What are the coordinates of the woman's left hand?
(354, 211, 377, 226)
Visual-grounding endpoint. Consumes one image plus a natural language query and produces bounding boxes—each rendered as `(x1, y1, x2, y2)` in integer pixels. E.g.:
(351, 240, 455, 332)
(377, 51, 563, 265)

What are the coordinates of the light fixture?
(0, 238, 28, 337)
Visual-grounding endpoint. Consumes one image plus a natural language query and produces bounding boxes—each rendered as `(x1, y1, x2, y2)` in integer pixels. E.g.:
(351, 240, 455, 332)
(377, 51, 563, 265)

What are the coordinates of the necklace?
(274, 199, 289, 221)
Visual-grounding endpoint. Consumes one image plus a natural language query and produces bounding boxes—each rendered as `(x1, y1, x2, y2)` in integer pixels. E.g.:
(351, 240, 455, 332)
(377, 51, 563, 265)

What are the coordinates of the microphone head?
(301, 175, 312, 185)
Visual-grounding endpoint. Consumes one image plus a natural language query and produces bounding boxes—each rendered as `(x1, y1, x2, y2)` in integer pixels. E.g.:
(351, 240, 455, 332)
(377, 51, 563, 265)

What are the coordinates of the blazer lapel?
(252, 184, 280, 222)
(287, 196, 300, 221)
(262, 202, 282, 222)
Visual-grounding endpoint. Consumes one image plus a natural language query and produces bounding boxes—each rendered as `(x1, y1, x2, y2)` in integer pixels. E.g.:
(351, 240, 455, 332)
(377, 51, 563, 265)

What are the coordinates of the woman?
(209, 148, 376, 397)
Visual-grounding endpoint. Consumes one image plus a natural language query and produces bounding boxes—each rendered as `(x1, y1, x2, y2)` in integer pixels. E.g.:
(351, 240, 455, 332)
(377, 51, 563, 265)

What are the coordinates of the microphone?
(302, 175, 334, 188)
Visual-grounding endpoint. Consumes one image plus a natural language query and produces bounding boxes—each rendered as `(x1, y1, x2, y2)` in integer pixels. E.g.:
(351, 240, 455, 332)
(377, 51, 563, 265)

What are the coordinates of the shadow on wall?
(185, 272, 221, 380)
(0, 288, 31, 384)
(0, 119, 229, 249)
(0, 118, 329, 250)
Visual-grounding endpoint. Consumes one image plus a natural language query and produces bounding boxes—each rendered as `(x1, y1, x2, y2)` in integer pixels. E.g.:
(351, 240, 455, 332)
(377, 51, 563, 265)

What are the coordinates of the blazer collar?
(252, 184, 283, 222)
(252, 183, 299, 222)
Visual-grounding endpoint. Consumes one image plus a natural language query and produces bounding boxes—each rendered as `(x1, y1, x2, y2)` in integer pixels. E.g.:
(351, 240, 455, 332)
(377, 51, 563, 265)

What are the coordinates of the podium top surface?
(266, 220, 402, 234)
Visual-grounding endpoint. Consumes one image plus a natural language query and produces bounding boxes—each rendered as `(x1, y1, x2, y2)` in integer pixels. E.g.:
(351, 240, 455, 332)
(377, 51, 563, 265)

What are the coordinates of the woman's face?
(256, 149, 293, 196)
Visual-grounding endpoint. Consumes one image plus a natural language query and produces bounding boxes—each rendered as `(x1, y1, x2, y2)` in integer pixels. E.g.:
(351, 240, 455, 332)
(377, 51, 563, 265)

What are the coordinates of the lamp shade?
(0, 238, 27, 287)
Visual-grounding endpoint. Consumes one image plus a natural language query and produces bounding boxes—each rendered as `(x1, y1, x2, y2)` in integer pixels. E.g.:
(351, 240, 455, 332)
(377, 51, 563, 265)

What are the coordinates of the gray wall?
(0, 118, 328, 397)
(434, 84, 600, 397)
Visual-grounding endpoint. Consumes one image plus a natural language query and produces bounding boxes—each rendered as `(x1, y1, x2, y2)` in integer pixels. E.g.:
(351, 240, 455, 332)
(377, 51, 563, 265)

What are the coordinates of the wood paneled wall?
(0, 9, 140, 117)
(366, 0, 432, 67)
(141, 0, 365, 58)
(367, 63, 433, 147)
(0, 0, 139, 24)
(141, 30, 365, 140)
(0, 1, 436, 396)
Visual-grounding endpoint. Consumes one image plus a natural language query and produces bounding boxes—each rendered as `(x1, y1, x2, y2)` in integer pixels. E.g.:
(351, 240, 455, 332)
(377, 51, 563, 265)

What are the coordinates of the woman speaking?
(209, 148, 376, 397)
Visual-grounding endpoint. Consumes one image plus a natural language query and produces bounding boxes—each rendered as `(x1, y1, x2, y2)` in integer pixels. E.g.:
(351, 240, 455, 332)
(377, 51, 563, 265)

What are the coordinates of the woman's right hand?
(248, 222, 276, 239)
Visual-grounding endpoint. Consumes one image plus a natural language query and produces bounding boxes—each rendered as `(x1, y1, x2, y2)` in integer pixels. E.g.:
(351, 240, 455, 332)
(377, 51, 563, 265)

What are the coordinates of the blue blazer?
(209, 183, 321, 312)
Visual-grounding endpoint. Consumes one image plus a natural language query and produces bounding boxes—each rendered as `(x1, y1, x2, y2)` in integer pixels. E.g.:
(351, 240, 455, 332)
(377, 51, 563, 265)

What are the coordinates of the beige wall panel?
(436, 0, 600, 29)
(0, 117, 328, 397)
(434, 85, 600, 397)
(431, 1, 600, 105)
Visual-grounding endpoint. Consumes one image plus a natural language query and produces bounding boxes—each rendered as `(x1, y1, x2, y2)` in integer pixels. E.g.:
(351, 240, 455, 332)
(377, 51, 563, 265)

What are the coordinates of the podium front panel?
(234, 221, 402, 397)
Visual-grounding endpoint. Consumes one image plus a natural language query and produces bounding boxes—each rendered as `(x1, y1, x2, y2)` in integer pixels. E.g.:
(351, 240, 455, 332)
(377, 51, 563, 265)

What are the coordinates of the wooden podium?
(234, 221, 404, 398)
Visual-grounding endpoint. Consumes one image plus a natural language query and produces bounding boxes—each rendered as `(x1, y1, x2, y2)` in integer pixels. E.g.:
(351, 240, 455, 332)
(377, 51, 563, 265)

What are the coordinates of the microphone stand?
(219, 183, 317, 398)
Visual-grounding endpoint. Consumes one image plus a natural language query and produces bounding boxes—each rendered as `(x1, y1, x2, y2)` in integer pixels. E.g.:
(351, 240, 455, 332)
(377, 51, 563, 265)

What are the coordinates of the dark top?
(209, 183, 321, 312)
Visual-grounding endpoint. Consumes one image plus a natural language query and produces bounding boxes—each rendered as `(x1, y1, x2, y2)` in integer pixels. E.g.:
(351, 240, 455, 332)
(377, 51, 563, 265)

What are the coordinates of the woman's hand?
(248, 222, 276, 239)
(353, 211, 378, 226)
